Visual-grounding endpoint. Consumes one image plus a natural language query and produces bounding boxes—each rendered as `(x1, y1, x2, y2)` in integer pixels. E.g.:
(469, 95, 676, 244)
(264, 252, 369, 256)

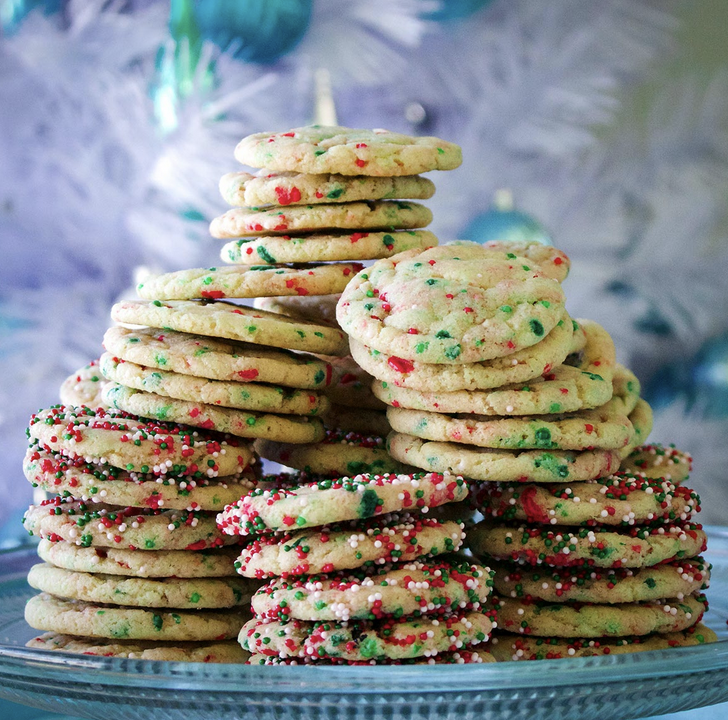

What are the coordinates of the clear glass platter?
(1, 528, 727, 720)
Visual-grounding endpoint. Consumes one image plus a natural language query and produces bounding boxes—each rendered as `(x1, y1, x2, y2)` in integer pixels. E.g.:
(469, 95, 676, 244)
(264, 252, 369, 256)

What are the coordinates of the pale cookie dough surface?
(24, 443, 255, 512)
(25, 593, 249, 641)
(112, 300, 348, 356)
(255, 294, 340, 327)
(621, 443, 691, 485)
(338, 244, 567, 364)
(27, 632, 249, 662)
(349, 314, 575, 392)
(489, 623, 717, 661)
(27, 563, 259, 609)
(100, 353, 328, 416)
(493, 592, 706, 638)
(28, 405, 253, 478)
(491, 557, 710, 604)
(137, 263, 362, 301)
(386, 432, 622, 483)
(251, 558, 492, 623)
(474, 473, 700, 527)
(256, 430, 406, 476)
(59, 360, 110, 409)
(37, 540, 240, 578)
(24, 498, 236, 551)
(241, 611, 493, 661)
(324, 406, 390, 436)
(222, 230, 438, 265)
(620, 399, 653, 459)
(468, 521, 707, 569)
(104, 326, 332, 389)
(236, 515, 466, 579)
(218, 471, 468, 535)
(210, 201, 432, 239)
(220, 171, 435, 207)
(478, 241, 570, 282)
(234, 126, 462, 176)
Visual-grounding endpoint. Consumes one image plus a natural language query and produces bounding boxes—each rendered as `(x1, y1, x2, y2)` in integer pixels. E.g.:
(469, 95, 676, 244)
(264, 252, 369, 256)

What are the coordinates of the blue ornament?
(1, 0, 63, 35)
(460, 190, 553, 246)
(425, 0, 494, 22)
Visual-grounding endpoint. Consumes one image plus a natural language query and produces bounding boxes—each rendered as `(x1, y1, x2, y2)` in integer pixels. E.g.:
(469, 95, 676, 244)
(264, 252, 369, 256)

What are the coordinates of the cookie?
(489, 623, 717, 661)
(236, 514, 466, 579)
(474, 473, 700, 527)
(492, 592, 706, 637)
(59, 360, 110, 409)
(25, 593, 248, 641)
(468, 521, 707, 569)
(102, 384, 324, 444)
(111, 300, 348, 356)
(320, 354, 385, 410)
(104, 326, 332, 390)
(247, 649, 494, 665)
(621, 399, 654, 458)
(37, 539, 239, 578)
(610, 364, 641, 415)
(348, 314, 575, 393)
(337, 243, 567, 364)
(256, 430, 406, 476)
(218, 471, 468, 535)
(27, 632, 249, 662)
(210, 201, 432, 239)
(24, 443, 255, 512)
(24, 497, 236, 551)
(99, 354, 328, 416)
(241, 611, 493, 661)
(136, 263, 362, 301)
(386, 403, 633, 452)
(234, 126, 462, 176)
(251, 558, 492, 623)
(479, 241, 570, 283)
(621, 444, 692, 485)
(386, 433, 622, 483)
(491, 557, 710, 604)
(255, 294, 340, 327)
(324, 405, 390, 436)
(28, 406, 253, 478)
(221, 230, 438, 265)
(27, 563, 258, 609)
(220, 171, 435, 207)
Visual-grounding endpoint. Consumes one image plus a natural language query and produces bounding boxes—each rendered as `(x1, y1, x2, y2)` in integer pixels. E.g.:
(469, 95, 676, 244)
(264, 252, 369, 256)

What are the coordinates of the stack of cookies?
(22, 405, 260, 661)
(217, 469, 497, 664)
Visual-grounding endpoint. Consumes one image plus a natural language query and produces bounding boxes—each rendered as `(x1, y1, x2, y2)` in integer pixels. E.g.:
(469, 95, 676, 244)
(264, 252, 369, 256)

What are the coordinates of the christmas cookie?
(621, 399, 654, 458)
(468, 521, 707, 569)
(210, 201, 432, 239)
(610, 365, 641, 416)
(27, 563, 258, 609)
(251, 558, 492, 623)
(27, 632, 249, 663)
(104, 326, 332, 390)
(136, 263, 362, 301)
(111, 300, 348, 356)
(386, 433, 622, 483)
(255, 430, 405, 476)
(234, 126, 462, 176)
(622, 444, 692, 485)
(491, 557, 710, 604)
(255, 294, 340, 327)
(25, 593, 248, 641)
(321, 354, 385, 410)
(348, 314, 575, 393)
(37, 540, 239, 578)
(492, 592, 706, 637)
(24, 497, 236, 551)
(324, 405, 390, 436)
(221, 230, 437, 265)
(218, 471, 468, 535)
(337, 243, 566, 364)
(28, 405, 253, 478)
(59, 360, 110, 409)
(99, 354, 328, 416)
(241, 611, 493, 661)
(236, 515, 466, 579)
(247, 649, 494, 665)
(220, 171, 435, 207)
(479, 241, 570, 282)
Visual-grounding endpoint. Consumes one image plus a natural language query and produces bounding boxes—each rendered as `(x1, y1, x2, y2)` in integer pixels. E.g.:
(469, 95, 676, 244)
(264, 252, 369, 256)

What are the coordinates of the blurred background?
(1, 0, 727, 541)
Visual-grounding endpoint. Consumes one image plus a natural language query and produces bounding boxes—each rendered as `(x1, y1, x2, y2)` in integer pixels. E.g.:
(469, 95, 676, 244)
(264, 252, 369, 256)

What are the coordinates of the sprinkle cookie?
(59, 360, 110, 409)
(218, 471, 468, 535)
(247, 649, 494, 665)
(321, 354, 385, 410)
(622, 444, 692, 485)
(255, 294, 340, 327)
(337, 244, 567, 364)
(103, 326, 332, 390)
(234, 126, 462, 176)
(222, 230, 438, 266)
(478, 241, 570, 283)
(621, 399, 654, 458)
(111, 300, 348, 356)
(220, 171, 435, 208)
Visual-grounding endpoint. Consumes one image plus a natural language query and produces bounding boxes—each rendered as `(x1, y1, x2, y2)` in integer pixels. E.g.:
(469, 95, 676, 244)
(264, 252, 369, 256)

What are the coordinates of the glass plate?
(1, 528, 727, 720)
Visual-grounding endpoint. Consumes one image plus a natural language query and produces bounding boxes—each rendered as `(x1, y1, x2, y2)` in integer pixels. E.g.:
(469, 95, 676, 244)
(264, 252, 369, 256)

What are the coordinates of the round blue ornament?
(425, 0, 494, 22)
